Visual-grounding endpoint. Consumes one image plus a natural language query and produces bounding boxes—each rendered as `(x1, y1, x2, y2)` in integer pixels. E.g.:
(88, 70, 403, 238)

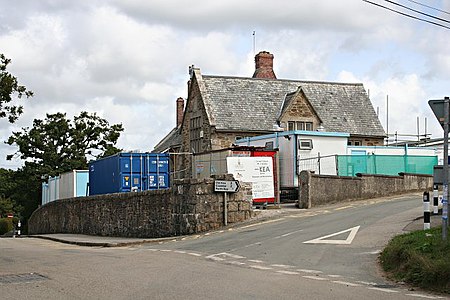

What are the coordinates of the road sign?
(429, 97, 450, 240)
(429, 99, 448, 128)
(214, 180, 240, 193)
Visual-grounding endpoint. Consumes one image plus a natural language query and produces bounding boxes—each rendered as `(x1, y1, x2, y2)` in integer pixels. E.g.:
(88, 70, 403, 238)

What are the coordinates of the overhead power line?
(363, 0, 450, 30)
(383, 0, 450, 24)
(405, 0, 450, 16)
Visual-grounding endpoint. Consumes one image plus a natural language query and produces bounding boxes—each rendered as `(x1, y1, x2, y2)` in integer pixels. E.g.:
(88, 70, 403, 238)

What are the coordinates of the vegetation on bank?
(380, 227, 450, 294)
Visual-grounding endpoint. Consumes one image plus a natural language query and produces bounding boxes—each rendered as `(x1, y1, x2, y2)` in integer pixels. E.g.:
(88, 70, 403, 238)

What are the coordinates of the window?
(348, 140, 362, 146)
(288, 122, 295, 131)
(265, 141, 274, 150)
(305, 122, 313, 131)
(288, 121, 313, 131)
(298, 139, 313, 150)
(190, 116, 203, 152)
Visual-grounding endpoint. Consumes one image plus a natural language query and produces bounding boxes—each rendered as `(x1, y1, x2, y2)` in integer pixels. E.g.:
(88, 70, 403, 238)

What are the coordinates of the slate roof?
(152, 127, 182, 153)
(201, 75, 385, 137)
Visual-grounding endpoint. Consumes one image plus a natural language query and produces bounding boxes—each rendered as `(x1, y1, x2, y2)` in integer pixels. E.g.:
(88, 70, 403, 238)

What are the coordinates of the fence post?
(317, 152, 321, 175)
(433, 184, 439, 215)
(334, 155, 339, 176)
(423, 191, 431, 230)
(17, 220, 21, 237)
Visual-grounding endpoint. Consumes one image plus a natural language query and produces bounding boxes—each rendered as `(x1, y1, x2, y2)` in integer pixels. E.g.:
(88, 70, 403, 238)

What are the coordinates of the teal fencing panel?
(337, 155, 437, 176)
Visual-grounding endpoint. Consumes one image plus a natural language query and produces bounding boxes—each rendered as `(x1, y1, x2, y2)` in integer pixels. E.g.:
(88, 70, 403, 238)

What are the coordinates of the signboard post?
(214, 180, 240, 193)
(214, 180, 240, 226)
(429, 97, 449, 240)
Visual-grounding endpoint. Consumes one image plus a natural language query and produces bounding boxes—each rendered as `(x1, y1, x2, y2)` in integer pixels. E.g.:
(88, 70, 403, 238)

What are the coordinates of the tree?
(0, 168, 23, 218)
(4, 112, 123, 225)
(7, 111, 124, 177)
(0, 54, 33, 123)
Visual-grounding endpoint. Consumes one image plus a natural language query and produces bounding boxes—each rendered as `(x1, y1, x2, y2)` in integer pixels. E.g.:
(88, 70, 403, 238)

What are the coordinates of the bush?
(380, 227, 450, 294)
(0, 218, 13, 235)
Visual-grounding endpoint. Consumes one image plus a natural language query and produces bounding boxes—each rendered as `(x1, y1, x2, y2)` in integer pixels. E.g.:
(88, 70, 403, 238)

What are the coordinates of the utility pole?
(443, 97, 449, 240)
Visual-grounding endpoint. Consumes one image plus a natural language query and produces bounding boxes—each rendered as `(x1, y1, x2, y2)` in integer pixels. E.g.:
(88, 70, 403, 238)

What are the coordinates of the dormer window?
(288, 121, 313, 131)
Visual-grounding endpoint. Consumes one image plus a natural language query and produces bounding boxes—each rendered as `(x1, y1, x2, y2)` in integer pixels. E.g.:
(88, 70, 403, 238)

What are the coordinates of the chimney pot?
(252, 51, 276, 79)
(176, 97, 184, 127)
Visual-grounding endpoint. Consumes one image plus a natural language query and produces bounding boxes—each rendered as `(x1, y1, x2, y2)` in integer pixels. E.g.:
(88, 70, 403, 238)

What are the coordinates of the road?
(0, 194, 447, 299)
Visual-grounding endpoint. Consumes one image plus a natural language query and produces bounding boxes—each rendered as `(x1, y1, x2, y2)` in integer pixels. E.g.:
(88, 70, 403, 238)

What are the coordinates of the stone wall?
(298, 171, 432, 208)
(28, 176, 255, 238)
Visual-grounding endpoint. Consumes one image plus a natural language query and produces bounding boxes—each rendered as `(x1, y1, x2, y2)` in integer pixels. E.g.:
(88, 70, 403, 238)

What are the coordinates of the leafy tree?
(5, 112, 123, 224)
(0, 168, 23, 218)
(6, 111, 124, 177)
(0, 54, 33, 123)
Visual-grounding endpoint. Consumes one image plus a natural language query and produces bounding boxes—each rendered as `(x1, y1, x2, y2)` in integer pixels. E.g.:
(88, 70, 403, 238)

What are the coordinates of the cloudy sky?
(1, 0, 450, 169)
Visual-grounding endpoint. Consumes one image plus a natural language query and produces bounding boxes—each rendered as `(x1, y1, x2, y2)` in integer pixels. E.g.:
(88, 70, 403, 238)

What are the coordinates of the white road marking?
(368, 287, 398, 293)
(327, 274, 343, 278)
(250, 265, 273, 270)
(359, 250, 381, 255)
(187, 252, 202, 257)
(248, 259, 264, 263)
(303, 226, 360, 245)
(174, 250, 186, 254)
(334, 205, 354, 211)
(206, 256, 225, 261)
(243, 242, 262, 248)
(218, 252, 246, 259)
(240, 218, 285, 229)
(297, 269, 323, 274)
(274, 229, 304, 239)
(225, 261, 246, 266)
(276, 270, 300, 275)
(270, 264, 294, 268)
(160, 249, 172, 252)
(147, 249, 158, 252)
(356, 281, 379, 286)
(332, 280, 361, 287)
(302, 275, 328, 281)
(405, 294, 444, 299)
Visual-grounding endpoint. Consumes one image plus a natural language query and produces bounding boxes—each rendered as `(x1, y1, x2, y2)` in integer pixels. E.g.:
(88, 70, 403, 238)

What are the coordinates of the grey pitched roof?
(152, 127, 182, 153)
(201, 75, 385, 137)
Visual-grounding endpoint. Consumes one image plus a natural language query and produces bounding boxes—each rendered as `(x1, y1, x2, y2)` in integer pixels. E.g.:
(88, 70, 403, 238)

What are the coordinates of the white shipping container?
(41, 170, 89, 205)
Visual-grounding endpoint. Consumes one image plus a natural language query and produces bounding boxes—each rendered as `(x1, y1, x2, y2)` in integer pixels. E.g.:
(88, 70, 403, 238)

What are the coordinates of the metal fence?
(298, 154, 337, 175)
(336, 155, 437, 176)
(298, 154, 437, 177)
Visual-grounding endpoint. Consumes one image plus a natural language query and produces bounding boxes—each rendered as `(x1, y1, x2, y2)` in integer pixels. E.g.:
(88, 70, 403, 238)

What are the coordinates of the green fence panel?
(336, 155, 437, 177)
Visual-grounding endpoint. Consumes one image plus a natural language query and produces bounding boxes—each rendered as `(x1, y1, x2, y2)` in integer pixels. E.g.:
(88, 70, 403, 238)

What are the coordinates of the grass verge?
(380, 227, 450, 294)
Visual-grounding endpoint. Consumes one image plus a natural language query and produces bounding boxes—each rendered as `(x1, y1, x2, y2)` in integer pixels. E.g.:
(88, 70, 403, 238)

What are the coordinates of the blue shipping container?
(89, 153, 170, 195)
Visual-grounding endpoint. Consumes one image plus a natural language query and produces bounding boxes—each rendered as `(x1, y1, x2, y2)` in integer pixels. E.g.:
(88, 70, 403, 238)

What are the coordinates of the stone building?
(153, 51, 386, 177)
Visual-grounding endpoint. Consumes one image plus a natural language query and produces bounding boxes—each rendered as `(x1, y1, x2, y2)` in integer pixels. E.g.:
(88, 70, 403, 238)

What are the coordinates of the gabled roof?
(277, 88, 322, 124)
(152, 127, 182, 153)
(198, 74, 385, 137)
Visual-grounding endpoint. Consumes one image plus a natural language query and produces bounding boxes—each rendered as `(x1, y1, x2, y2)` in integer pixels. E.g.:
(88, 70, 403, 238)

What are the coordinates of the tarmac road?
(0, 193, 447, 299)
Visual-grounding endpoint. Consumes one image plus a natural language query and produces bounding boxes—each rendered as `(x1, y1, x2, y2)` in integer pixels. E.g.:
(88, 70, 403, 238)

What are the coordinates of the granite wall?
(28, 175, 254, 238)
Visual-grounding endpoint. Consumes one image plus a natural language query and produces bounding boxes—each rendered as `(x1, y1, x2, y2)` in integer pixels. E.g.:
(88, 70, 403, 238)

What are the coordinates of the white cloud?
(1, 0, 450, 170)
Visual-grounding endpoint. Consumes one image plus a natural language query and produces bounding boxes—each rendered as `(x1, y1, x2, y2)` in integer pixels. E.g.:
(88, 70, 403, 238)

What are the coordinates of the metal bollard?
(433, 184, 439, 215)
(423, 191, 431, 230)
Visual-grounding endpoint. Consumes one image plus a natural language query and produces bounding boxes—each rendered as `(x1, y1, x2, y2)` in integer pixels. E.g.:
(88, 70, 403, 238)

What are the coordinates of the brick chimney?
(176, 97, 184, 127)
(252, 51, 276, 79)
